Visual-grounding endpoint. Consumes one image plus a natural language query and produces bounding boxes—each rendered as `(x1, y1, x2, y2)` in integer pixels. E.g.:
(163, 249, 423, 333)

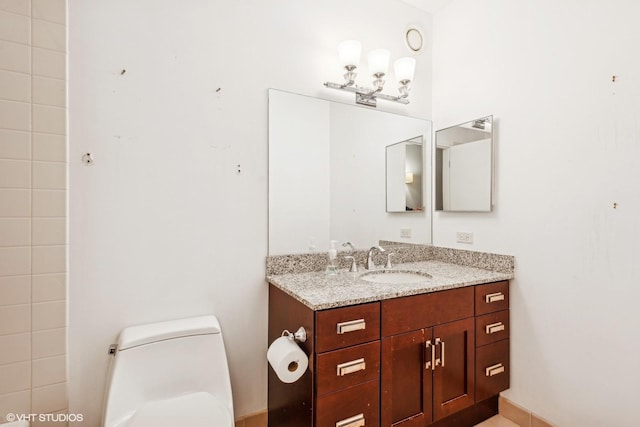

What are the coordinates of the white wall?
(68, 1, 432, 425)
(433, 1, 640, 425)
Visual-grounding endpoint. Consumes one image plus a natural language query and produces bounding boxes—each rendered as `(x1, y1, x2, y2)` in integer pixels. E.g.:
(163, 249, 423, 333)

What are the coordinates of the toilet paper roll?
(267, 336, 308, 383)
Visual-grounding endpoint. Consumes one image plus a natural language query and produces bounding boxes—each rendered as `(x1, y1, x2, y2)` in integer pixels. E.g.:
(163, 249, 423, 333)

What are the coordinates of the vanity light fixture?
(324, 40, 416, 107)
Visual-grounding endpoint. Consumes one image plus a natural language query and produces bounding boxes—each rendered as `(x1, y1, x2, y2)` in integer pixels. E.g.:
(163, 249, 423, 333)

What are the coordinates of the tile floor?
(475, 415, 520, 426)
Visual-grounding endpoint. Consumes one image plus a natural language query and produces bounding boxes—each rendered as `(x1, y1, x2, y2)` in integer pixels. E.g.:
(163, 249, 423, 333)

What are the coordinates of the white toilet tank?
(102, 315, 234, 427)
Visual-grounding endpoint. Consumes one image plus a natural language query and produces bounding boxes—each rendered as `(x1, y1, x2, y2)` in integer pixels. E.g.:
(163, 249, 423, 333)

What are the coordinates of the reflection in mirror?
(435, 116, 493, 212)
(386, 136, 423, 212)
(268, 89, 432, 255)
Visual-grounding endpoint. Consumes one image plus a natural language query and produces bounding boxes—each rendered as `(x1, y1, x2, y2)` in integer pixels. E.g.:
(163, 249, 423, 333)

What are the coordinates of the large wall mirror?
(435, 116, 494, 212)
(268, 89, 432, 255)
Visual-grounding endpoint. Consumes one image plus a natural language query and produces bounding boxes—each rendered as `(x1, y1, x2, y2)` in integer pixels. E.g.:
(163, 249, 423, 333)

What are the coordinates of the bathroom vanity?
(267, 252, 513, 427)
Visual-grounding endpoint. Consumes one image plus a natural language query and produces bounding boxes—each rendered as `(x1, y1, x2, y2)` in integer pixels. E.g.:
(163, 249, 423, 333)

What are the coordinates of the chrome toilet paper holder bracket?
(281, 326, 307, 343)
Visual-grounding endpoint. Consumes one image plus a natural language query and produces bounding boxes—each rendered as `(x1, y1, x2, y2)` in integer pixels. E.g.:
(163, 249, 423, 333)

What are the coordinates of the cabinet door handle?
(485, 292, 505, 303)
(425, 340, 434, 370)
(435, 338, 445, 368)
(336, 358, 366, 376)
(485, 322, 505, 334)
(335, 413, 365, 427)
(485, 363, 505, 377)
(336, 319, 366, 334)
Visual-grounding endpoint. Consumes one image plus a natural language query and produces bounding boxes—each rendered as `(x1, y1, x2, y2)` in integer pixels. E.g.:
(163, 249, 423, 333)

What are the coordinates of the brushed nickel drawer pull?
(485, 292, 505, 303)
(337, 319, 366, 334)
(425, 340, 434, 370)
(485, 322, 505, 334)
(336, 413, 365, 427)
(434, 338, 445, 368)
(486, 363, 505, 377)
(337, 358, 366, 376)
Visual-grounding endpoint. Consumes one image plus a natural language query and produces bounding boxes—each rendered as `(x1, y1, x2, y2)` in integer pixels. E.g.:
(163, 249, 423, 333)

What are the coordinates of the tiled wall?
(0, 0, 68, 425)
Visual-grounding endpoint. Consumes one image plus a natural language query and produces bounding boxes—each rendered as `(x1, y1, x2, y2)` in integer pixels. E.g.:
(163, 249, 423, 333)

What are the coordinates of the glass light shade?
(338, 40, 362, 68)
(394, 57, 416, 83)
(368, 49, 390, 75)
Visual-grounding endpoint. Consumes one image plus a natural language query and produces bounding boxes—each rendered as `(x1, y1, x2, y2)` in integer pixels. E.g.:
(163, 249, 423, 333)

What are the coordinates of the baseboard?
(499, 396, 555, 427)
(235, 409, 267, 427)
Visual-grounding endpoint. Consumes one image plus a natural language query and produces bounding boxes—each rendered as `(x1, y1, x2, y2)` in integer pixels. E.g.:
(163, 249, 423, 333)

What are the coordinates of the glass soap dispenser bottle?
(325, 240, 340, 276)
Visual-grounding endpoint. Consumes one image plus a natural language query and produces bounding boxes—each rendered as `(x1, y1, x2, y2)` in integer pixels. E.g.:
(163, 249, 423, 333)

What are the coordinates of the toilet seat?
(125, 392, 233, 427)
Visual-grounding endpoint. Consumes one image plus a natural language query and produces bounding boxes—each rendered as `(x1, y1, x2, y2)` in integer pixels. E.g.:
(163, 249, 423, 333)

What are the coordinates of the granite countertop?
(267, 260, 514, 310)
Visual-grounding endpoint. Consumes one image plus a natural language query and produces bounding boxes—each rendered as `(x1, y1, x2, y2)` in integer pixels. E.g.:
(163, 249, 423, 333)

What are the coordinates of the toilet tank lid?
(117, 315, 222, 350)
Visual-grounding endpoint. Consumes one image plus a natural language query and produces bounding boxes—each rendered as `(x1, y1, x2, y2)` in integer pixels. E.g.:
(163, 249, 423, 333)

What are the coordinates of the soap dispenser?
(325, 240, 340, 276)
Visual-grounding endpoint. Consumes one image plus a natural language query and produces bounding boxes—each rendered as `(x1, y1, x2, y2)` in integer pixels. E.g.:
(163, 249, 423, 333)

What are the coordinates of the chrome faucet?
(365, 245, 386, 270)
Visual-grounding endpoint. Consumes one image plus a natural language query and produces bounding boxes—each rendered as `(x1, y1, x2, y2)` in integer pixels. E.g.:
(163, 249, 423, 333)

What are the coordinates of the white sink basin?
(360, 270, 431, 284)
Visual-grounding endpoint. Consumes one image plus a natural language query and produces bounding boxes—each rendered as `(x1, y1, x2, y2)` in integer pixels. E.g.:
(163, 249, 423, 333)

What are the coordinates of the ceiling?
(400, 0, 454, 14)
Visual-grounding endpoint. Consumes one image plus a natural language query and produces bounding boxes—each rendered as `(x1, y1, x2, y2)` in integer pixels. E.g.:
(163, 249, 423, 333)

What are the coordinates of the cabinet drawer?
(317, 341, 380, 396)
(316, 302, 380, 353)
(382, 287, 474, 337)
(316, 379, 379, 427)
(475, 310, 509, 347)
(476, 339, 510, 401)
(475, 281, 509, 316)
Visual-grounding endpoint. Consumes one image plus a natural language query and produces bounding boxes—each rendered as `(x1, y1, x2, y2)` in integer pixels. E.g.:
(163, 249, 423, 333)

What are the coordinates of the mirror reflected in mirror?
(435, 116, 494, 212)
(386, 136, 424, 212)
(268, 89, 432, 255)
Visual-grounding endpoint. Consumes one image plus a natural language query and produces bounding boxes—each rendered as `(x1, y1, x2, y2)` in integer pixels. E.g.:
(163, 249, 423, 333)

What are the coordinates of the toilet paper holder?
(281, 326, 307, 343)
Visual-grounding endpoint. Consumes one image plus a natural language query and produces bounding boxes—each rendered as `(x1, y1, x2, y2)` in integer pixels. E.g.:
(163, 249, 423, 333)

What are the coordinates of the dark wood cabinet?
(268, 280, 510, 427)
(381, 292, 475, 427)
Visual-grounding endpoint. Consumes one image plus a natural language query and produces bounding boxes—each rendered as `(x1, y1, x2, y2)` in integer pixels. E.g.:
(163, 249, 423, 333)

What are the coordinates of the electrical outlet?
(400, 228, 412, 238)
(456, 232, 473, 244)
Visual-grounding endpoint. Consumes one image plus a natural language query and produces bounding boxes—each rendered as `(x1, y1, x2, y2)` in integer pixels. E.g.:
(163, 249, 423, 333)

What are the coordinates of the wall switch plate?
(400, 228, 412, 238)
(456, 232, 473, 244)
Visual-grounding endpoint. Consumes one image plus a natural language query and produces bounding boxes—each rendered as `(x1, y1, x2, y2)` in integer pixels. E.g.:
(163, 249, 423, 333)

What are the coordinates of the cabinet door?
(432, 317, 475, 421)
(381, 329, 432, 427)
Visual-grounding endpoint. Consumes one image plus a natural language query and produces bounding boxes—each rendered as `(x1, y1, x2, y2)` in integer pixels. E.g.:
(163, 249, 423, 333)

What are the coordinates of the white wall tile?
(32, 105, 66, 135)
(32, 48, 64, 79)
(0, 100, 30, 131)
(0, 0, 30, 16)
(0, 189, 30, 216)
(32, 301, 66, 331)
(0, 333, 30, 365)
(32, 274, 65, 302)
(32, 355, 66, 388)
(32, 133, 65, 162)
(0, 70, 30, 102)
(0, 247, 30, 277)
(0, 159, 30, 188)
(32, 0, 65, 25)
(0, 275, 30, 305)
(0, 361, 30, 395)
(32, 161, 66, 190)
(0, 218, 30, 246)
(0, 40, 30, 73)
(32, 19, 65, 52)
(32, 218, 66, 246)
(0, 129, 30, 159)
(0, 390, 31, 424)
(0, 304, 30, 335)
(0, 11, 30, 45)
(33, 76, 65, 107)
(32, 190, 65, 217)
(32, 328, 65, 359)
(31, 382, 67, 414)
(32, 245, 66, 275)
